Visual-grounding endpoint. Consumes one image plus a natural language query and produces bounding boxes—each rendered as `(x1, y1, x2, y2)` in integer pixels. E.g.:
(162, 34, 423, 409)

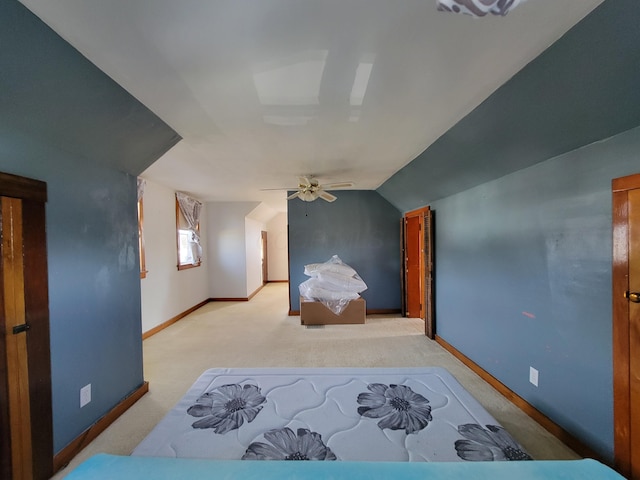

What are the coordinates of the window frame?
(176, 197, 201, 270)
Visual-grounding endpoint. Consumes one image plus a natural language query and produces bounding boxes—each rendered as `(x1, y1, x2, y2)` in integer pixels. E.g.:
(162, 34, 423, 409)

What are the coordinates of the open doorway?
(261, 231, 268, 285)
(402, 206, 434, 338)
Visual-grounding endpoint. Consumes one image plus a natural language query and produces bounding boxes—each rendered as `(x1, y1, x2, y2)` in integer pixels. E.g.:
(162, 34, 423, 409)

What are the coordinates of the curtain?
(436, 0, 527, 17)
(137, 177, 146, 201)
(176, 192, 203, 265)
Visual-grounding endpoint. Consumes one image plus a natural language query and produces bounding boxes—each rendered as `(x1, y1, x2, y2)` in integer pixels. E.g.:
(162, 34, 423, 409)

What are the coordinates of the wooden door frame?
(403, 206, 435, 338)
(612, 172, 640, 479)
(0, 172, 52, 480)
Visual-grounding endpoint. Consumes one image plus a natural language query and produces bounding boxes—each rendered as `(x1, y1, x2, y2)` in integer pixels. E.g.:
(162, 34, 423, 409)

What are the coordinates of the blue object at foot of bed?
(64, 454, 624, 479)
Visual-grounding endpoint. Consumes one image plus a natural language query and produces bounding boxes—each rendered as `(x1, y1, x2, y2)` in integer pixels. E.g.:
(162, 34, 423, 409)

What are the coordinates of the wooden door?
(613, 173, 640, 479)
(404, 215, 421, 318)
(400, 219, 406, 316)
(403, 206, 435, 338)
(261, 231, 268, 285)
(0, 172, 52, 480)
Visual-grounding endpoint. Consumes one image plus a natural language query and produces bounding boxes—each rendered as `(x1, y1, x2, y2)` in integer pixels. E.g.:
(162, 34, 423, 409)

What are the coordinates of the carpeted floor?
(54, 282, 578, 478)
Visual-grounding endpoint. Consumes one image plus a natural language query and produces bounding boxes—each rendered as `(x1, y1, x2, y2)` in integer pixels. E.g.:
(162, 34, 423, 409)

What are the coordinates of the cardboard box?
(300, 297, 366, 325)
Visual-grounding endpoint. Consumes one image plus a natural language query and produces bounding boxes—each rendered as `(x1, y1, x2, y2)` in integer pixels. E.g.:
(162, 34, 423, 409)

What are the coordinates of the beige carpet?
(54, 282, 578, 478)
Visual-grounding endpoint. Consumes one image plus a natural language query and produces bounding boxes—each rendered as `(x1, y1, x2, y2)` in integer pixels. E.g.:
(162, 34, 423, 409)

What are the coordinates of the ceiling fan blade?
(322, 182, 354, 190)
(318, 190, 337, 202)
(299, 176, 312, 186)
(287, 191, 301, 200)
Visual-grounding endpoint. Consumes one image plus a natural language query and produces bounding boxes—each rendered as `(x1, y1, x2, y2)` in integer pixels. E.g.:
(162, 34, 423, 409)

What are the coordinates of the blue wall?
(0, 1, 180, 177)
(288, 191, 401, 312)
(1, 1, 179, 453)
(378, 0, 640, 211)
(0, 134, 144, 452)
(376, 0, 640, 459)
(432, 125, 640, 460)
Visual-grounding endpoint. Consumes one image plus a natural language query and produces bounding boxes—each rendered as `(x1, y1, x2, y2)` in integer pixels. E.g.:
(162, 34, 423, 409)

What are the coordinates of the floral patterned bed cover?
(132, 367, 531, 463)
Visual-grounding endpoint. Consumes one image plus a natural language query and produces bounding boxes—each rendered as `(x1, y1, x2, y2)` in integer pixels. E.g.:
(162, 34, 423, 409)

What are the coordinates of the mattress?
(65, 455, 625, 480)
(132, 367, 531, 463)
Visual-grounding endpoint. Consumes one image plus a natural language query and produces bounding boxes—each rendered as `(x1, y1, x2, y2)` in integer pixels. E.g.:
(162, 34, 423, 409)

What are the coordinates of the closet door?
(613, 172, 640, 480)
(0, 172, 52, 480)
(404, 215, 422, 319)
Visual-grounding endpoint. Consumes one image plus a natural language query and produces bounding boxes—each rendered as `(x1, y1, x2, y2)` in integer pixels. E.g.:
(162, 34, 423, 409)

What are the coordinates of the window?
(137, 178, 147, 278)
(176, 192, 203, 270)
(177, 223, 198, 266)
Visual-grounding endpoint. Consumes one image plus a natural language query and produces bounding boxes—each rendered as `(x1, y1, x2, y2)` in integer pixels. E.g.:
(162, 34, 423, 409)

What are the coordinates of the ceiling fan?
(267, 176, 354, 203)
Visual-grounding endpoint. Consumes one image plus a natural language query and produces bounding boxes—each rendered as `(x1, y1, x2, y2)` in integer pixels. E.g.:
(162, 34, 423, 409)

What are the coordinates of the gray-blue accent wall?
(432, 126, 640, 460)
(288, 191, 401, 313)
(377, 0, 640, 460)
(1, 1, 179, 453)
(378, 0, 640, 212)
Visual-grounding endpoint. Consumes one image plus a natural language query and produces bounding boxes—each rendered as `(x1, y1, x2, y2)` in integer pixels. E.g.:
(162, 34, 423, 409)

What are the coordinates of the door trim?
(0, 172, 52, 480)
(0, 172, 47, 203)
(612, 172, 640, 478)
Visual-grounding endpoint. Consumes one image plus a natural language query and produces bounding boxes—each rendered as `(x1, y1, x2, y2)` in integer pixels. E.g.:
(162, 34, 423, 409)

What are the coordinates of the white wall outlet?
(529, 367, 539, 387)
(80, 383, 92, 408)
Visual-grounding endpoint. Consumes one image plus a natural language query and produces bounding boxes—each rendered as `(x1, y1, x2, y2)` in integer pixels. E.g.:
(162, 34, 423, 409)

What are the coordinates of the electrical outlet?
(80, 384, 91, 408)
(529, 367, 539, 387)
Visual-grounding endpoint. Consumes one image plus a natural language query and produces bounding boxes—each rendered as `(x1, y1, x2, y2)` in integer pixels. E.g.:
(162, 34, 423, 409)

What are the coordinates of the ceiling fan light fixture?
(436, 0, 527, 17)
(300, 190, 317, 202)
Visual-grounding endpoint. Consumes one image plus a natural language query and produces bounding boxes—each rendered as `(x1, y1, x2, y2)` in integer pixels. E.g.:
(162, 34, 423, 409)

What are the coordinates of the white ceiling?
(20, 0, 603, 213)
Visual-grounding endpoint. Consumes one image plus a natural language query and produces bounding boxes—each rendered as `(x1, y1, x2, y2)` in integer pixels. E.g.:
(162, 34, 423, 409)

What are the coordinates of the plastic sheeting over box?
(299, 255, 367, 315)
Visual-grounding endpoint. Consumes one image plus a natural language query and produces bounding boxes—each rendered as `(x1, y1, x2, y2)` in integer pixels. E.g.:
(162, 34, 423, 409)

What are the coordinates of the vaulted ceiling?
(20, 0, 604, 212)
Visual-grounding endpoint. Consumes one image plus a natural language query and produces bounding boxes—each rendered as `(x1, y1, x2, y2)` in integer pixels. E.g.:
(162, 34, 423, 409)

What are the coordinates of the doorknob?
(624, 291, 640, 303)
